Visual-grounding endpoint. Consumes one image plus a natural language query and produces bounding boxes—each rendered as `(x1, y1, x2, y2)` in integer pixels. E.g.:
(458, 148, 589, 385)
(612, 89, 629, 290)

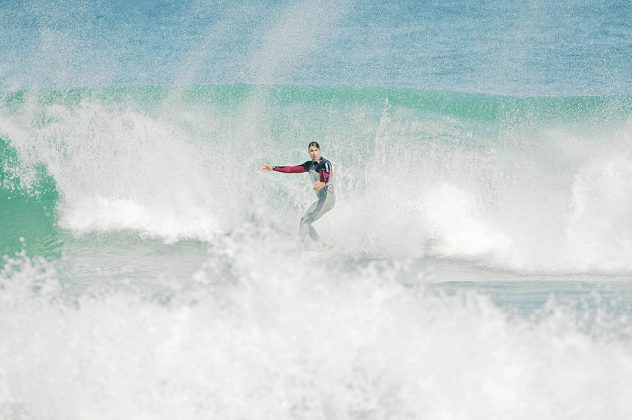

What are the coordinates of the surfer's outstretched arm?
(259, 164, 306, 173)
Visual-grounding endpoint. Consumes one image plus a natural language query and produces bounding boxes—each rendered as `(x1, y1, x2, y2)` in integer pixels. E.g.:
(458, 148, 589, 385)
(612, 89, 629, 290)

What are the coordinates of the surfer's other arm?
(312, 162, 331, 190)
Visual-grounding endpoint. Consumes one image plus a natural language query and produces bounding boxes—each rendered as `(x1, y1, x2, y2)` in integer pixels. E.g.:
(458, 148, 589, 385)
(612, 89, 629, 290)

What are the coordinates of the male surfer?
(260, 142, 335, 242)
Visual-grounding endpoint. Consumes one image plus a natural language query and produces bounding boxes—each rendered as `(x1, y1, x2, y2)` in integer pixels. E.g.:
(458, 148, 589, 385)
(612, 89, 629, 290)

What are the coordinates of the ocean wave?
(1, 85, 632, 273)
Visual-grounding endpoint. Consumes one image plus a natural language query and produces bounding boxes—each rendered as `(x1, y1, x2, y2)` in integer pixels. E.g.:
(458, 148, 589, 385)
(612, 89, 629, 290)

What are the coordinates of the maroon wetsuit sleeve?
(321, 160, 333, 184)
(273, 165, 307, 173)
(322, 172, 331, 184)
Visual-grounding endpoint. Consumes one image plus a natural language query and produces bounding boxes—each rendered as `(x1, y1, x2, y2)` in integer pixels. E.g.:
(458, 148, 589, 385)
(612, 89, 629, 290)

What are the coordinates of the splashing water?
(1, 0, 632, 418)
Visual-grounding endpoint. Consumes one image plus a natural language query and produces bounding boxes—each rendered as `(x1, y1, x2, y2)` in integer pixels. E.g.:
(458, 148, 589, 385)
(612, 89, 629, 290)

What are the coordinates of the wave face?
(2, 86, 632, 273)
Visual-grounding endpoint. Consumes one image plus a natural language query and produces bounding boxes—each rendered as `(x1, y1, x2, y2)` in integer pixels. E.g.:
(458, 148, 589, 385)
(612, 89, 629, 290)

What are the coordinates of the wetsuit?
(273, 158, 335, 241)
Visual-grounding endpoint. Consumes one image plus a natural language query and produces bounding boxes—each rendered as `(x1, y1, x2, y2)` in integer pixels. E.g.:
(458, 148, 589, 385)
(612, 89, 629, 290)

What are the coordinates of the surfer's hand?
(260, 164, 273, 172)
(313, 182, 326, 191)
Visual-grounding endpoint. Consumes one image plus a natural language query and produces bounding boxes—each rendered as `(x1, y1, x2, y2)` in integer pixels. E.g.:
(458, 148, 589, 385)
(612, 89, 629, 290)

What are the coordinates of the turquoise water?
(1, 1, 632, 419)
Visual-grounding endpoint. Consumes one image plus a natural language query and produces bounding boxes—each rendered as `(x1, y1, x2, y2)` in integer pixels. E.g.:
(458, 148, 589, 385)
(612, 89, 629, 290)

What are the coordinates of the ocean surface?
(1, 1, 632, 419)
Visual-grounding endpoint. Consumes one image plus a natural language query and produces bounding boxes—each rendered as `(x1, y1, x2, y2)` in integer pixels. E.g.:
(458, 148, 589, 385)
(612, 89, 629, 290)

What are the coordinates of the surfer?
(260, 142, 335, 242)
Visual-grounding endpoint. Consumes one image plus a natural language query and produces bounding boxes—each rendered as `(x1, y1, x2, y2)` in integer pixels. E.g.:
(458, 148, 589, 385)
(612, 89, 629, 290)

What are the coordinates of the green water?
(3, 85, 631, 121)
(1, 84, 631, 266)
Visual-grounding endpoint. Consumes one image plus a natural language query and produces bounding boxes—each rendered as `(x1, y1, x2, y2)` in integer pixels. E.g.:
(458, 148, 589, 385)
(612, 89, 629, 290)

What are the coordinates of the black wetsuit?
(273, 158, 335, 241)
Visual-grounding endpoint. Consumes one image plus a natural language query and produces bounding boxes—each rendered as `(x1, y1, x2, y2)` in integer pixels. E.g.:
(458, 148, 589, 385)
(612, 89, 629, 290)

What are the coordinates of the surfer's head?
(308, 142, 321, 161)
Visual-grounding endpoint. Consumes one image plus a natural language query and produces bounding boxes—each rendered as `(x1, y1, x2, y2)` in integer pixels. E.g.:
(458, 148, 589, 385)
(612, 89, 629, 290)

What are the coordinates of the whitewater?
(1, 1, 632, 419)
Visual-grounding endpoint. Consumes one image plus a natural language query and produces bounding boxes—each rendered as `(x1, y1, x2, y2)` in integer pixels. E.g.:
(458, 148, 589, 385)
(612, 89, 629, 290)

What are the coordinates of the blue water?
(1, 1, 632, 418)
(2, 0, 631, 94)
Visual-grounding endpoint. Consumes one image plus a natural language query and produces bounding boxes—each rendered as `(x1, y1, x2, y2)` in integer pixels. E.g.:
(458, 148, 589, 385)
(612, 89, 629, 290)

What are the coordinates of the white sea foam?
(1, 238, 632, 419)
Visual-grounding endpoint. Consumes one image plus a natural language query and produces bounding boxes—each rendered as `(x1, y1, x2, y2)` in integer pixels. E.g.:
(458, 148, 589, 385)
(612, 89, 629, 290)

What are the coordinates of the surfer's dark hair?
(308, 141, 320, 149)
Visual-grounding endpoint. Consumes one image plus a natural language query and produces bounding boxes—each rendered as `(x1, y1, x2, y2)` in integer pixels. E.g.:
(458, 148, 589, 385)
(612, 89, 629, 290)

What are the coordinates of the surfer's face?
(308, 145, 320, 161)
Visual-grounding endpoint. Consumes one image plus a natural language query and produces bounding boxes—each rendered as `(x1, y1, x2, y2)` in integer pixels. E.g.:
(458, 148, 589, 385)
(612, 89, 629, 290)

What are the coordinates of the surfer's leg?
(300, 201, 320, 241)
(304, 223, 320, 241)
(299, 191, 336, 242)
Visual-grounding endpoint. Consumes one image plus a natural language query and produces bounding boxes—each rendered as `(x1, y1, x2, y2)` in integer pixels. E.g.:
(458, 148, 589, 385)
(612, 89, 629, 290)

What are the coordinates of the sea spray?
(2, 87, 632, 272)
(1, 234, 632, 419)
